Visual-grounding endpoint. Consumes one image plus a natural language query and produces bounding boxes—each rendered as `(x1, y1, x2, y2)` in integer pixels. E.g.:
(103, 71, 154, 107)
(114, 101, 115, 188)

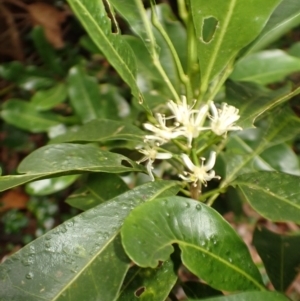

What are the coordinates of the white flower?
(179, 151, 220, 186)
(209, 102, 242, 136)
(137, 143, 172, 181)
(168, 96, 195, 126)
(178, 104, 209, 147)
(143, 113, 182, 144)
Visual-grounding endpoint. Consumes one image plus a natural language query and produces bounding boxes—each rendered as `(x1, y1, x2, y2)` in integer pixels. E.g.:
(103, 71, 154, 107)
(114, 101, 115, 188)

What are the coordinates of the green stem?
(151, 3, 192, 102)
(135, 0, 180, 102)
(206, 193, 220, 206)
(177, 0, 188, 25)
(199, 187, 226, 202)
(186, 10, 198, 103)
(206, 61, 234, 101)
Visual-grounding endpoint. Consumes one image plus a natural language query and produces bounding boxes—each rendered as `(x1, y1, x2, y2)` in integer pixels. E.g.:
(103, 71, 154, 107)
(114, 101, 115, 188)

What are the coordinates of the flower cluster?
(137, 96, 242, 185)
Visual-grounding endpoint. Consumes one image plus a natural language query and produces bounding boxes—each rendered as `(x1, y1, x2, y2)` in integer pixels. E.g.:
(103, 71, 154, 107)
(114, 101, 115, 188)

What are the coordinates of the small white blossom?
(136, 143, 172, 181)
(168, 96, 195, 126)
(179, 151, 220, 186)
(209, 102, 242, 136)
(143, 113, 182, 145)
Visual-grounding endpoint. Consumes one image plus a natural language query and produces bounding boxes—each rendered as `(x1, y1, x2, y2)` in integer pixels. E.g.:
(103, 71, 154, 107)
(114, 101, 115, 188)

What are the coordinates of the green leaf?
(31, 26, 65, 76)
(225, 129, 300, 177)
(66, 0, 142, 102)
(195, 291, 290, 301)
(0, 62, 55, 90)
(0, 181, 180, 300)
(190, 0, 281, 92)
(0, 143, 144, 192)
(230, 50, 300, 85)
(26, 175, 80, 196)
(245, 0, 300, 54)
(118, 260, 177, 300)
(66, 173, 128, 210)
(31, 83, 67, 111)
(289, 41, 300, 58)
(182, 281, 222, 299)
(253, 227, 300, 291)
(49, 119, 145, 144)
(0, 100, 61, 133)
(68, 65, 104, 123)
(121, 196, 264, 292)
(223, 106, 300, 185)
(233, 171, 300, 224)
(225, 81, 300, 128)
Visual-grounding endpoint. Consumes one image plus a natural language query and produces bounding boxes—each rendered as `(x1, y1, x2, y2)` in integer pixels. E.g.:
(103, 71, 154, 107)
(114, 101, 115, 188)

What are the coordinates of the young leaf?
(118, 260, 177, 301)
(233, 171, 300, 224)
(0, 181, 180, 300)
(49, 119, 145, 144)
(194, 291, 290, 301)
(253, 227, 300, 291)
(0, 143, 143, 192)
(66, 0, 142, 102)
(190, 0, 282, 92)
(230, 50, 300, 85)
(121, 197, 264, 292)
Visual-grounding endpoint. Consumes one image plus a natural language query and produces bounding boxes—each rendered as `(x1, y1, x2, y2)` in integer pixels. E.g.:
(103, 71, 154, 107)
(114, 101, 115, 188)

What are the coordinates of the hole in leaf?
(135, 286, 146, 297)
(202, 16, 219, 43)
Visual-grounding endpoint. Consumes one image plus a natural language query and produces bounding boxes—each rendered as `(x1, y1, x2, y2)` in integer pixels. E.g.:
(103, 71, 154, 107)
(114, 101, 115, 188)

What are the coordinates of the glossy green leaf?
(122, 196, 264, 292)
(195, 291, 290, 301)
(31, 83, 67, 111)
(233, 171, 300, 224)
(182, 281, 222, 299)
(0, 100, 61, 133)
(253, 227, 300, 291)
(245, 0, 300, 54)
(26, 175, 80, 196)
(190, 0, 281, 92)
(223, 106, 300, 185)
(66, 173, 128, 210)
(230, 50, 300, 85)
(49, 119, 145, 144)
(118, 260, 177, 300)
(0, 62, 55, 90)
(225, 81, 300, 128)
(66, 0, 142, 102)
(225, 129, 300, 177)
(0, 181, 180, 300)
(0, 143, 144, 192)
(31, 26, 65, 76)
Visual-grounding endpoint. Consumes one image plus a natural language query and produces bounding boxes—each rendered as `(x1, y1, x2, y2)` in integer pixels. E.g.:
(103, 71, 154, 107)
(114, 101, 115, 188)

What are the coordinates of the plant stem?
(151, 3, 193, 102)
(135, 0, 181, 103)
(177, 0, 188, 26)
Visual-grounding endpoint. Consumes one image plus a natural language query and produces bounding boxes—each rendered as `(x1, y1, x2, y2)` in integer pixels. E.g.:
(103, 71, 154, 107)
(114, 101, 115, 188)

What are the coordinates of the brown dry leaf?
(0, 189, 29, 212)
(27, 3, 67, 48)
